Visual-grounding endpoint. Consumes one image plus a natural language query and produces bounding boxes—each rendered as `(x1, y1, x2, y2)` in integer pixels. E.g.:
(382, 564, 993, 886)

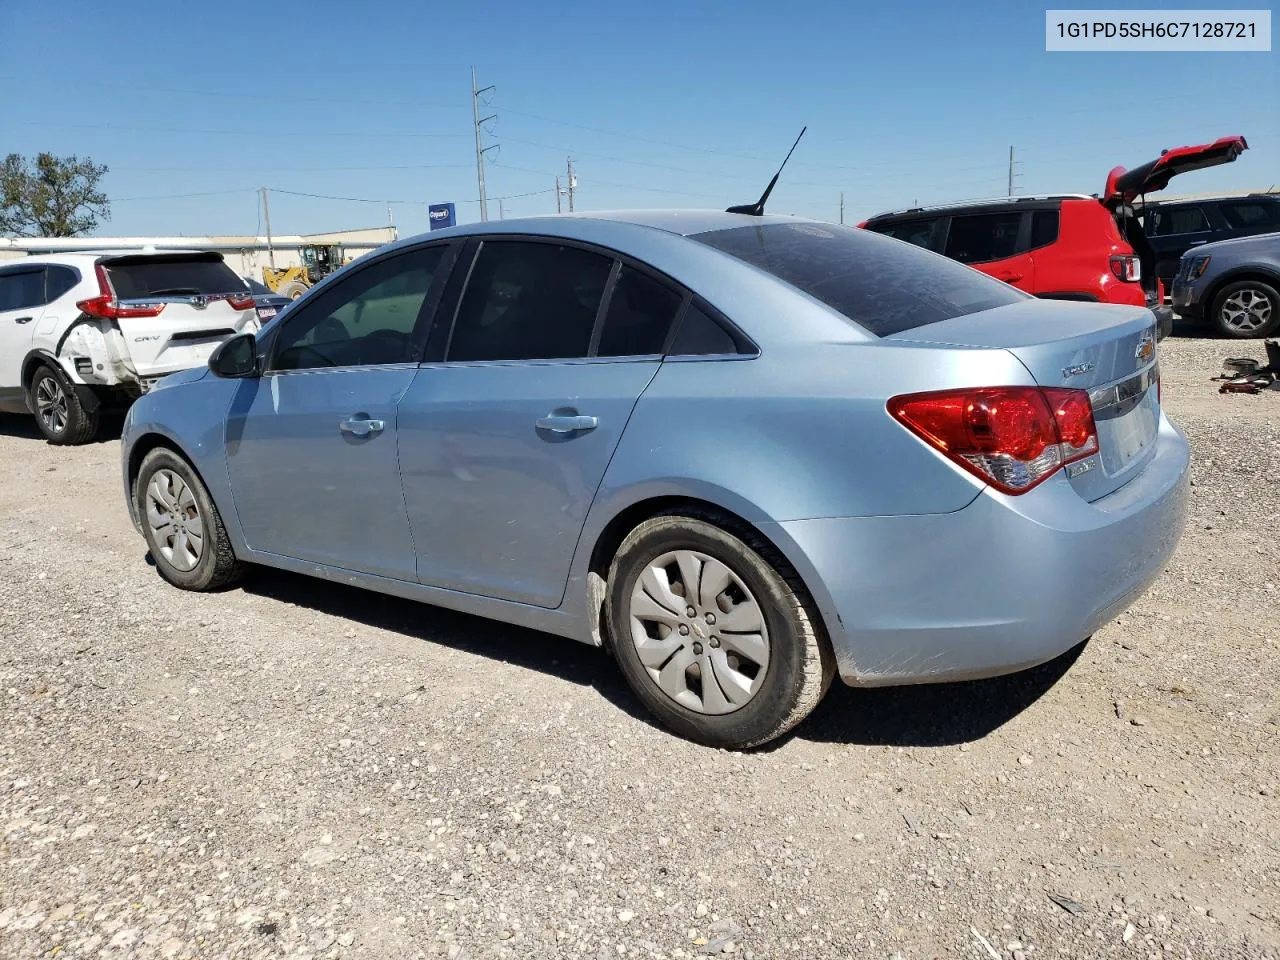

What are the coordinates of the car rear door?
(224, 243, 455, 580)
(396, 238, 683, 608)
(941, 211, 1036, 292)
(0, 266, 47, 404)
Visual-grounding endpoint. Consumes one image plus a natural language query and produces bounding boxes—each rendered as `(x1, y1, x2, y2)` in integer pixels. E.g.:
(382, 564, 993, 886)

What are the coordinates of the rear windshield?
(102, 254, 245, 299)
(692, 221, 1027, 337)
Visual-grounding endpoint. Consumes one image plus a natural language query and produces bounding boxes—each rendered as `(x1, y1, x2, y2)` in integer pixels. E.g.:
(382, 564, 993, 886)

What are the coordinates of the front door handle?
(13, 316, 33, 324)
(1188, 240, 1208, 246)
(993, 272, 1024, 283)
(339, 417, 385, 438)
(535, 414, 598, 434)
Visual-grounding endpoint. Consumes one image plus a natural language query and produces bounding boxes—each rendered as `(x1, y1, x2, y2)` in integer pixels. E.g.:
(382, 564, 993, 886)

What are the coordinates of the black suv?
(1140, 193, 1280, 295)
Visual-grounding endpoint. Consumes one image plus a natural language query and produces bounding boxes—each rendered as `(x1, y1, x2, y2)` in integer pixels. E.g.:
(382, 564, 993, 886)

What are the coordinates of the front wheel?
(136, 448, 244, 591)
(606, 512, 834, 749)
(1212, 279, 1279, 339)
(28, 364, 98, 445)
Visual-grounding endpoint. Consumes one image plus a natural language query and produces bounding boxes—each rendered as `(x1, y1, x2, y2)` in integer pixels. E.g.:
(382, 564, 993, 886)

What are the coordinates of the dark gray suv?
(1171, 231, 1280, 338)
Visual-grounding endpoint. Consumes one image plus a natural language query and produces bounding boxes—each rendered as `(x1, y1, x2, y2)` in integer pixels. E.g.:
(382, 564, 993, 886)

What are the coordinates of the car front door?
(397, 239, 684, 608)
(0, 266, 47, 409)
(224, 244, 454, 580)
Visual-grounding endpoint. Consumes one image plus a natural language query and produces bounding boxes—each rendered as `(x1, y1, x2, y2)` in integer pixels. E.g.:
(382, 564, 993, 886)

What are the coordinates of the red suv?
(859, 136, 1248, 339)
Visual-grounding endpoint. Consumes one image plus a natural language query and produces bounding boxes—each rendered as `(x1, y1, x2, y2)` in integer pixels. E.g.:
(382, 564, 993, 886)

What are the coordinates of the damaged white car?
(0, 251, 262, 443)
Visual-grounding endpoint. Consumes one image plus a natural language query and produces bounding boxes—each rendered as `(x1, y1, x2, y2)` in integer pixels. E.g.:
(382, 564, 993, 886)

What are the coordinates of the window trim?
(264, 240, 459, 375)
(435, 233, 747, 366)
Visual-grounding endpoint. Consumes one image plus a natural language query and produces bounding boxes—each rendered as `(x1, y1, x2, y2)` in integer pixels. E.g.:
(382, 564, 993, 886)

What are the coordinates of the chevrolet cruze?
(121, 211, 1189, 748)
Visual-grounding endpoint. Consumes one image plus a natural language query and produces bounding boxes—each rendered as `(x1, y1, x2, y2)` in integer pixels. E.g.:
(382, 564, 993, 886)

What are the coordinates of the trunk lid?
(1104, 135, 1248, 205)
(888, 299, 1161, 502)
(98, 252, 258, 379)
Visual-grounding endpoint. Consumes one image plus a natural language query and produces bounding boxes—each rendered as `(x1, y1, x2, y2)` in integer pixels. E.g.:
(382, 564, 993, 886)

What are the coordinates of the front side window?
(943, 212, 1023, 264)
(447, 241, 612, 362)
(596, 265, 684, 357)
(0, 270, 45, 312)
(693, 221, 1025, 338)
(1220, 201, 1280, 229)
(272, 246, 446, 371)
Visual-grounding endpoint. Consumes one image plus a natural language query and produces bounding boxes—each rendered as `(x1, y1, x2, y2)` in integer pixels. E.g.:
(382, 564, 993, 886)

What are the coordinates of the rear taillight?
(1110, 255, 1141, 282)
(223, 294, 255, 311)
(889, 385, 1098, 495)
(76, 264, 166, 319)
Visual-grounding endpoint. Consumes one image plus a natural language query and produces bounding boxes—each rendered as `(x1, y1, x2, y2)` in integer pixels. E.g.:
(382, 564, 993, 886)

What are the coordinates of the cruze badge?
(1062, 361, 1095, 378)
(1135, 330, 1155, 362)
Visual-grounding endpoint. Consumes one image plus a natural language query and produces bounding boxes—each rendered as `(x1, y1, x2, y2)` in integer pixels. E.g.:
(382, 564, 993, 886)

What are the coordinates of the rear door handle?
(536, 414, 598, 434)
(339, 417, 384, 438)
(1188, 240, 1208, 246)
(993, 272, 1024, 283)
(13, 316, 33, 324)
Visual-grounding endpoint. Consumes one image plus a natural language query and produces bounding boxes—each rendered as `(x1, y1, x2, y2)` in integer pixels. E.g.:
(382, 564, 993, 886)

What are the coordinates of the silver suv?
(1171, 231, 1280, 339)
(0, 251, 262, 443)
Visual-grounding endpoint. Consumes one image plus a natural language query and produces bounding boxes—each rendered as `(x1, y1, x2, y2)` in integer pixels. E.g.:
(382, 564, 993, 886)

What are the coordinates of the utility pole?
(1007, 145, 1016, 197)
(555, 176, 562, 214)
(839, 191, 844, 225)
(566, 158, 576, 213)
(471, 66, 497, 221)
(498, 198, 504, 220)
(259, 187, 275, 270)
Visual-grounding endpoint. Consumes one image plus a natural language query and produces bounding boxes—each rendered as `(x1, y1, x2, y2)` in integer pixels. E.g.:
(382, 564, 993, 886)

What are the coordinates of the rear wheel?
(606, 511, 834, 749)
(28, 364, 98, 445)
(278, 280, 309, 300)
(136, 448, 244, 591)
(1212, 279, 1278, 338)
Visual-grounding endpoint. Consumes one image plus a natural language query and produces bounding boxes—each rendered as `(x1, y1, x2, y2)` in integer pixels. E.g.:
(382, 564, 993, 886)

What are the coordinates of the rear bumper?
(767, 413, 1190, 686)
(1150, 305, 1174, 341)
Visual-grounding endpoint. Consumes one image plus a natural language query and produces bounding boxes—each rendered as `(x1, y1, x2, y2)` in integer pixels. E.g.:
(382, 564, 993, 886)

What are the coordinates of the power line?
(114, 189, 254, 202)
(267, 187, 555, 206)
(15, 120, 466, 140)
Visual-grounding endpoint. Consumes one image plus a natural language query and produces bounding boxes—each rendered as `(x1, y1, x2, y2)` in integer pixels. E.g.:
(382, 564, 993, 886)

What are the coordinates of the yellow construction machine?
(262, 244, 348, 299)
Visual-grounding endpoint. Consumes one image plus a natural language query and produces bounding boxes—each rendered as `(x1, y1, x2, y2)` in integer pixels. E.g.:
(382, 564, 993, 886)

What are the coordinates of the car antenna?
(726, 126, 807, 216)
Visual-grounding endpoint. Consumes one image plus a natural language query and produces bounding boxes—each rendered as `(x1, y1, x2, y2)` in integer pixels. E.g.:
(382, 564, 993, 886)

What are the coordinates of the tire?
(1211, 279, 1279, 339)
(27, 364, 98, 445)
(605, 510, 834, 749)
(277, 280, 309, 300)
(135, 447, 244, 591)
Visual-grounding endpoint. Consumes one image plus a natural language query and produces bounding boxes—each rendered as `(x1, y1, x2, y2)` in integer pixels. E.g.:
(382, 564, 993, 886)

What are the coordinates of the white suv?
(0, 250, 261, 444)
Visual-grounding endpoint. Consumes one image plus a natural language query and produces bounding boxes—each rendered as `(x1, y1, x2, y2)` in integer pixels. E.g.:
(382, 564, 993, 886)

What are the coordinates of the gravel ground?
(1, 333, 1277, 960)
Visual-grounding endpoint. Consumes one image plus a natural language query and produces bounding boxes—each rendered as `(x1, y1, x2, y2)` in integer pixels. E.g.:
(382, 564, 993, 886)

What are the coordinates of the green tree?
(1, 153, 110, 237)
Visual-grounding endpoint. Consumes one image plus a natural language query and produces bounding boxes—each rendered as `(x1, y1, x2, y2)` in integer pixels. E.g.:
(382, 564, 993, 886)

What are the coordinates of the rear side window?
(0, 269, 46, 311)
(102, 255, 245, 298)
(872, 218, 938, 249)
(944, 212, 1022, 264)
(448, 241, 612, 362)
(46, 266, 79, 302)
(1220, 201, 1280, 229)
(694, 222, 1025, 337)
(1029, 210, 1060, 250)
(1149, 206, 1210, 236)
(669, 302, 738, 355)
(596, 265, 684, 357)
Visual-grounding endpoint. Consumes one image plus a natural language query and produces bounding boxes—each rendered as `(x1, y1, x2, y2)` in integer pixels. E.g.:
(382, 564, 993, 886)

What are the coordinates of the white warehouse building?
(0, 226, 399, 283)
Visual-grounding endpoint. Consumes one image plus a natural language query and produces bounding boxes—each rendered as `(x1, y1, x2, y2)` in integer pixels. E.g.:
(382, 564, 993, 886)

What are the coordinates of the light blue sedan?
(121, 211, 1189, 748)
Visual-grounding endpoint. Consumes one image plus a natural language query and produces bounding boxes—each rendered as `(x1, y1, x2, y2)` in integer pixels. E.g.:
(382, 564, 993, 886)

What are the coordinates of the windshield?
(691, 221, 1027, 337)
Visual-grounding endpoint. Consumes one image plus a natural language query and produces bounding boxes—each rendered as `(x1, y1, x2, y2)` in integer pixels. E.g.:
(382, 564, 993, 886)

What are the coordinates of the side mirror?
(208, 333, 260, 378)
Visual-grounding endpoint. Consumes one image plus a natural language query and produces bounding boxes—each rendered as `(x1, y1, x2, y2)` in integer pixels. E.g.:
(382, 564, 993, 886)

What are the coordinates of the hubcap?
(144, 469, 204, 572)
(35, 376, 68, 435)
(1221, 287, 1273, 334)
(628, 549, 770, 715)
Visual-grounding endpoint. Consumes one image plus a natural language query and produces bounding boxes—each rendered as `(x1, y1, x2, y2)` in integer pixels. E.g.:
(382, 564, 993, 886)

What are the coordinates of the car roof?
(425, 209, 812, 240)
(863, 195, 1096, 223)
(4, 249, 220, 267)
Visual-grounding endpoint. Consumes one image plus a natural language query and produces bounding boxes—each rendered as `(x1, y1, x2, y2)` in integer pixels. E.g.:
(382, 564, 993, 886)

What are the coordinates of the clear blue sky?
(3, 0, 1275, 238)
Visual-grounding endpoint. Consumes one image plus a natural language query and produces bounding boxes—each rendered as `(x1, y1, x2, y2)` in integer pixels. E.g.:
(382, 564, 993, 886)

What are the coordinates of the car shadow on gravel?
(0, 412, 125, 444)
(788, 640, 1087, 749)
(239, 567, 653, 724)
(240, 566, 1086, 750)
